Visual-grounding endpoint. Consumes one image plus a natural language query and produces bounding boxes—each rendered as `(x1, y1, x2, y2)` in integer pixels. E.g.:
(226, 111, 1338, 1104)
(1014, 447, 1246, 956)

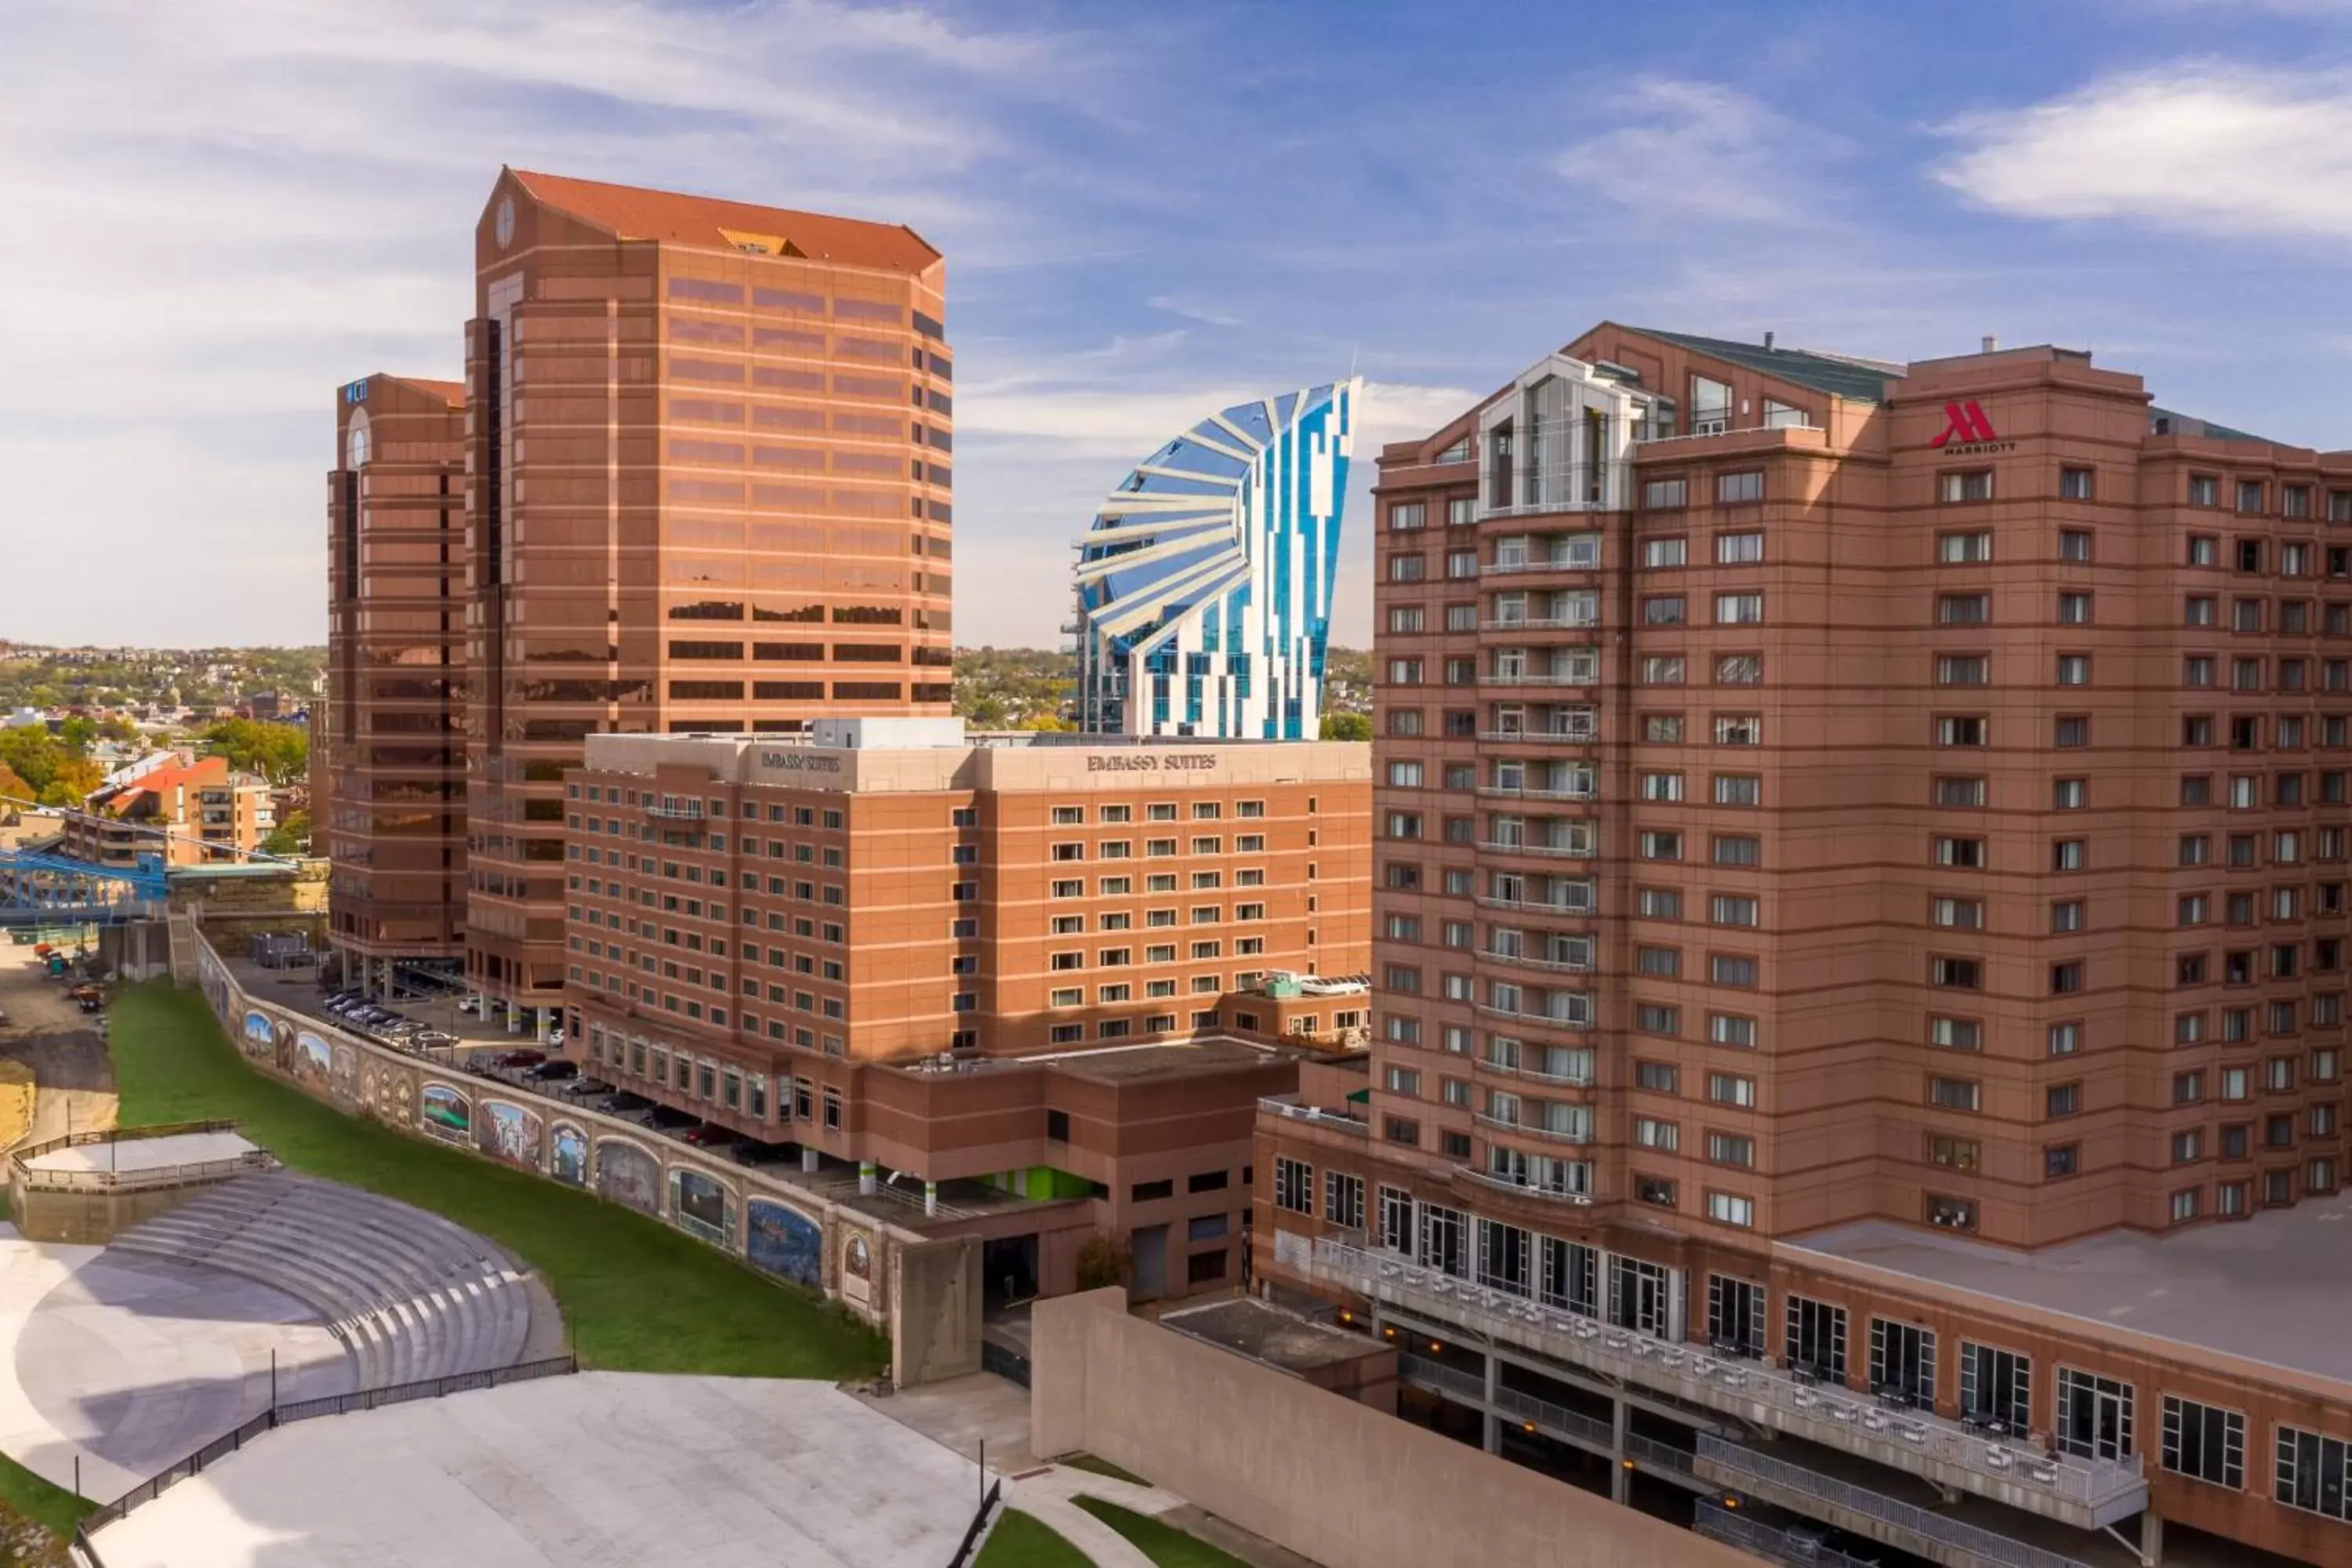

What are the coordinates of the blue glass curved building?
(1073, 379, 1359, 739)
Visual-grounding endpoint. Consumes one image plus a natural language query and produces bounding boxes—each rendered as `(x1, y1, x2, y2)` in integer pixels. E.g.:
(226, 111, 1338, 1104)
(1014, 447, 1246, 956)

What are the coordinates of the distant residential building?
(65, 754, 270, 867)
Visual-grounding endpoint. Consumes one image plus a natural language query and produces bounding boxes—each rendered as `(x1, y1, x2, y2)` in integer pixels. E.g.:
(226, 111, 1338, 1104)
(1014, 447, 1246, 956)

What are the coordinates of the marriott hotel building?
(1256, 325, 2352, 1566)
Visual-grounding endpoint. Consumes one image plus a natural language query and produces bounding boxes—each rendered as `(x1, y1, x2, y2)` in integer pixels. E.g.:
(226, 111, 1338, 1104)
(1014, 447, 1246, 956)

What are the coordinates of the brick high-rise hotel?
(1258, 327, 2352, 1566)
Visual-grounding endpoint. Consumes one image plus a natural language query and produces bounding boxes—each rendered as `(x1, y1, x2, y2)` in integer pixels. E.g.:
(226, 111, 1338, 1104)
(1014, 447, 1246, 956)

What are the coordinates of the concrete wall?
(184, 926, 977, 1386)
(891, 1236, 982, 1388)
(1033, 1288, 1754, 1568)
(12, 1175, 219, 1245)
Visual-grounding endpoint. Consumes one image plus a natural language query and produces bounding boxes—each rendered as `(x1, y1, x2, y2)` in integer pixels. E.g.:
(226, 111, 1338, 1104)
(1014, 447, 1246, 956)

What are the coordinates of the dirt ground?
(0, 951, 118, 1149)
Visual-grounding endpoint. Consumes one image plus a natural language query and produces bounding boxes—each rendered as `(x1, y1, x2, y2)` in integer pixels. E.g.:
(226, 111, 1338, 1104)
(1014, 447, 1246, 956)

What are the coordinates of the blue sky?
(7, 0, 2352, 648)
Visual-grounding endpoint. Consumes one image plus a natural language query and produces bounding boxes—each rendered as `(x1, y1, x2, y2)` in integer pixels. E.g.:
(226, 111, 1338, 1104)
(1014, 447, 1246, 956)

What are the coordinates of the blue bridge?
(0, 849, 168, 927)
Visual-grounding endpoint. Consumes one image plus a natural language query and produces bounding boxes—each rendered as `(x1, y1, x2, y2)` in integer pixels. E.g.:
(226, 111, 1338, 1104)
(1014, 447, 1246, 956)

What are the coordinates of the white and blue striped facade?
(1073, 379, 1359, 739)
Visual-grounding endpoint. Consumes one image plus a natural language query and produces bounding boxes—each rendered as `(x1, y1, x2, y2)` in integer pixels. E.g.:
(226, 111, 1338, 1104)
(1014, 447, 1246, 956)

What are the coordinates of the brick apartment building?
(322, 373, 468, 985)
(1256, 326, 2352, 1565)
(70, 753, 272, 868)
(559, 719, 1370, 1300)
(461, 169, 954, 1029)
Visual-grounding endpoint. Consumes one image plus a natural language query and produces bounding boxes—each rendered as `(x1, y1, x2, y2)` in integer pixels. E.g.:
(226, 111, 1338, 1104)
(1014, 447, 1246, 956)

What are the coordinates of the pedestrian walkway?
(1002, 1466, 1181, 1568)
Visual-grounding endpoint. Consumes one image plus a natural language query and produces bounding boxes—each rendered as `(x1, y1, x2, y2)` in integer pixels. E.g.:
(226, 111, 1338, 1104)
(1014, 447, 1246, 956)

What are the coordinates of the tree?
(38, 757, 102, 808)
(57, 716, 96, 755)
(0, 728, 67, 798)
(1319, 710, 1371, 742)
(202, 718, 310, 786)
(263, 808, 312, 857)
(1074, 1231, 1132, 1294)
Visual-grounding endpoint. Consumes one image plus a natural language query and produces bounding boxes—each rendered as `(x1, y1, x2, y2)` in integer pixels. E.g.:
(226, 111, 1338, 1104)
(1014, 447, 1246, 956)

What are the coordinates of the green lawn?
(1073, 1497, 1253, 1568)
(0, 1446, 89, 1536)
(1058, 1453, 1151, 1487)
(108, 983, 887, 1379)
(974, 1509, 1094, 1568)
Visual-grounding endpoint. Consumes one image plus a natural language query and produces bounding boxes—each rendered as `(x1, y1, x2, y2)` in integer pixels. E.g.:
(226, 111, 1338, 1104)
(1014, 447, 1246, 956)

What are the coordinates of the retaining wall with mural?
(191, 932, 979, 1382)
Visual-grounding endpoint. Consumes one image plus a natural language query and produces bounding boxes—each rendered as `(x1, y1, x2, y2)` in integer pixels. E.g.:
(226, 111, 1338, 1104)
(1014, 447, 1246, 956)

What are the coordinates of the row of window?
(1047, 800, 1266, 824)
(1048, 837, 1270, 858)
(1316, 1189, 2352, 1512)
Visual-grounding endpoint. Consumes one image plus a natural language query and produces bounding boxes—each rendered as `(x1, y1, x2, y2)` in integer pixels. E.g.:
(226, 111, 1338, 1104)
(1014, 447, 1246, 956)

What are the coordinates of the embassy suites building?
(1254, 325, 2352, 1566)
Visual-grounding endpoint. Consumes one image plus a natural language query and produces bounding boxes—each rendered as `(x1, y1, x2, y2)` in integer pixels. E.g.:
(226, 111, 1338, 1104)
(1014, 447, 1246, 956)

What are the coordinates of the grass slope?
(0, 1446, 89, 1536)
(107, 983, 885, 1379)
(1058, 1454, 1151, 1487)
(973, 1509, 1095, 1568)
(1072, 1497, 1254, 1568)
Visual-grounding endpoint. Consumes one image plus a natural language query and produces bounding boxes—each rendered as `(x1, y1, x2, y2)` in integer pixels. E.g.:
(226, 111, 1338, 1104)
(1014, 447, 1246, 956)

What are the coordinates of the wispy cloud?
(1935, 64, 2352, 239)
(1553, 78, 1838, 227)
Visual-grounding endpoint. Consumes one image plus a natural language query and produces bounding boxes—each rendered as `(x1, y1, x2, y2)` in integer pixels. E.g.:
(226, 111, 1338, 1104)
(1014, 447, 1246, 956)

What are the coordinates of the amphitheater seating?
(107, 1172, 536, 1388)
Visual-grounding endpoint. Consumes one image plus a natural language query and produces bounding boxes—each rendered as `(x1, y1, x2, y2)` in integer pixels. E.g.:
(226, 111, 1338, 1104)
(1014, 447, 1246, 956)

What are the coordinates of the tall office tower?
(1258, 326, 2352, 1565)
(1073, 381, 1358, 739)
(463, 169, 953, 1029)
(324, 374, 468, 989)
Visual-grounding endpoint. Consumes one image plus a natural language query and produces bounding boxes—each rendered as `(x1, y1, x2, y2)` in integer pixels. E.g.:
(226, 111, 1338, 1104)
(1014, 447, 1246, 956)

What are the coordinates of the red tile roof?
(510, 169, 940, 273)
(90, 755, 226, 817)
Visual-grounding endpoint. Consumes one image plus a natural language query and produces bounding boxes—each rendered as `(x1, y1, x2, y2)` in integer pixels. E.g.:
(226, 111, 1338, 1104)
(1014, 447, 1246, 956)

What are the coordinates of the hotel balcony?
(1476, 779, 1597, 804)
(1473, 1051, 1594, 1087)
(1478, 946, 1593, 978)
(1301, 1239, 2147, 1537)
(1477, 837, 1593, 861)
(1479, 615, 1599, 632)
(1450, 1164, 1594, 1207)
(1476, 728, 1597, 746)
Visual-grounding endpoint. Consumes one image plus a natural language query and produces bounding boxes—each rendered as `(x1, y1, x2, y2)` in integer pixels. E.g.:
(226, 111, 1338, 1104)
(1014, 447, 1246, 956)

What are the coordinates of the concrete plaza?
(89, 1372, 993, 1568)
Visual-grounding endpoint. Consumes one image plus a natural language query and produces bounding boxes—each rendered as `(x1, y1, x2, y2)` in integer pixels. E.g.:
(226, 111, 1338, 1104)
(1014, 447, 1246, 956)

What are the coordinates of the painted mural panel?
(328, 1044, 361, 1108)
(670, 1167, 734, 1245)
(476, 1101, 544, 1170)
(841, 1230, 875, 1307)
(744, 1198, 822, 1287)
(292, 1031, 332, 1091)
(419, 1083, 471, 1145)
(239, 1009, 275, 1060)
(595, 1139, 661, 1216)
(549, 1124, 589, 1186)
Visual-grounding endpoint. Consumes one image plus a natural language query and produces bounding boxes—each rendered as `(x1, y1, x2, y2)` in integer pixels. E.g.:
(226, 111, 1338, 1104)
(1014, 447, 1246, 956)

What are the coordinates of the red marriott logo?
(1931, 401, 1998, 447)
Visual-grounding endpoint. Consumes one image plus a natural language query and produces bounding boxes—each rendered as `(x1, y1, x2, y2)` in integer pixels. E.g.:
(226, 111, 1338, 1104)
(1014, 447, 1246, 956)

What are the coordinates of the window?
(1715, 593, 1763, 625)
(2060, 530, 2092, 562)
(1388, 501, 1426, 532)
(1643, 537, 1687, 568)
(1717, 470, 1763, 505)
(1715, 654, 1763, 685)
(1940, 532, 1992, 563)
(1936, 655, 1989, 687)
(1708, 1073, 1757, 1108)
(2056, 654, 2089, 686)
(1718, 532, 1763, 564)
(1929, 1076, 1981, 1112)
(1961, 1342, 2032, 1430)
(2060, 466, 2094, 499)
(1940, 470, 1993, 503)
(1644, 477, 1688, 510)
(1930, 1016, 1981, 1051)
(2058, 592, 2091, 625)
(1712, 894, 1759, 927)
(1714, 715, 1761, 746)
(2278, 1425, 2352, 1520)
(1933, 957, 1981, 990)
(1935, 777, 1987, 808)
(1273, 1157, 1313, 1214)
(1714, 775, 1761, 806)
(2048, 1082, 2082, 1117)
(1938, 716, 1986, 747)
(1710, 954, 1758, 987)
(1706, 1192, 1755, 1226)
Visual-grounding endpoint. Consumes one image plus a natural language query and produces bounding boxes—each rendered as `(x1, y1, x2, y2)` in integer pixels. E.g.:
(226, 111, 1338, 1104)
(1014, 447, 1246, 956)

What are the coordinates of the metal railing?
(1494, 1383, 1616, 1451)
(1476, 840, 1592, 859)
(946, 1479, 1003, 1568)
(1476, 1056, 1595, 1086)
(12, 1120, 241, 1164)
(1451, 1165, 1594, 1205)
(1304, 1239, 2143, 1520)
(1398, 1352, 1485, 1403)
(1475, 784, 1597, 802)
(1697, 1436, 2100, 1568)
(1479, 617, 1598, 631)
(1478, 949, 1594, 977)
(1479, 673, 1598, 688)
(18, 1152, 275, 1193)
(1472, 1112, 1591, 1146)
(1473, 1003, 1592, 1029)
(1481, 557, 1602, 575)
(80, 1355, 579, 1537)
(1693, 1499, 1878, 1568)
(1626, 1433, 1696, 1473)
(1476, 729, 1597, 745)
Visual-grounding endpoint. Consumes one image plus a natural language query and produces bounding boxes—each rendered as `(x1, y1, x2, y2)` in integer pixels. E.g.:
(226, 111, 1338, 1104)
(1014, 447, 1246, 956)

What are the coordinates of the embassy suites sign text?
(1085, 753, 1219, 773)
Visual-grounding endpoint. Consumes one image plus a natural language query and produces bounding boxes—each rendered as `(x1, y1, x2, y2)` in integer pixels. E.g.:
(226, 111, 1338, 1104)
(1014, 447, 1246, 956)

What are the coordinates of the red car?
(682, 1124, 739, 1148)
(493, 1049, 546, 1069)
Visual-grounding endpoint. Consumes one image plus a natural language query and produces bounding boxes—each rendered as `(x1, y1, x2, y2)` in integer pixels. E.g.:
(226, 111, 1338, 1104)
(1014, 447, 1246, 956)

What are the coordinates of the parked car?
(640, 1105, 698, 1133)
(596, 1091, 652, 1116)
(456, 997, 481, 1016)
(682, 1123, 738, 1149)
(492, 1049, 546, 1069)
(728, 1138, 795, 1167)
(560, 1077, 613, 1100)
(410, 1030, 459, 1049)
(523, 1059, 579, 1083)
